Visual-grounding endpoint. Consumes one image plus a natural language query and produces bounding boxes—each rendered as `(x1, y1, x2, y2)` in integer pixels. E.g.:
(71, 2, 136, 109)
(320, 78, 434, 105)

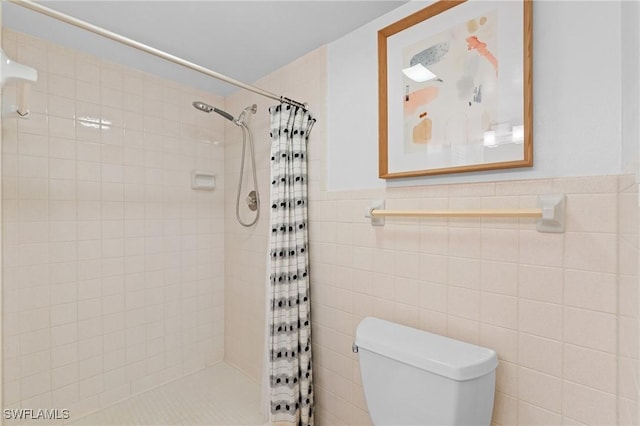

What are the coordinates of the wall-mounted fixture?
(1, 48, 38, 117)
(191, 171, 216, 190)
(365, 194, 566, 233)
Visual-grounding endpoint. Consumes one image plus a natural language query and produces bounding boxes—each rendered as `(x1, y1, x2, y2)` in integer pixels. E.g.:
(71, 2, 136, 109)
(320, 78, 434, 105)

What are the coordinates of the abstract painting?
(402, 10, 498, 152)
(378, 0, 532, 178)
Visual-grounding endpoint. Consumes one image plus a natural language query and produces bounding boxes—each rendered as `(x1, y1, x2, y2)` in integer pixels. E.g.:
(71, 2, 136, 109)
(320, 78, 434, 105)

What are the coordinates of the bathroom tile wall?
(223, 45, 635, 425)
(618, 175, 639, 426)
(1, 29, 226, 421)
(311, 177, 624, 426)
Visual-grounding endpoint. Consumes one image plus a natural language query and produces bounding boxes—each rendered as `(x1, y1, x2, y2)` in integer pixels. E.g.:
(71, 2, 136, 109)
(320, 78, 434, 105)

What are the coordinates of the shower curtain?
(266, 103, 315, 425)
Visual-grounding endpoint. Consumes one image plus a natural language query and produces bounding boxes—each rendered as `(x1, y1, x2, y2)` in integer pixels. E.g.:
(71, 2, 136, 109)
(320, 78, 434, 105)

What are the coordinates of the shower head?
(192, 101, 235, 122)
(192, 101, 213, 113)
(192, 101, 257, 126)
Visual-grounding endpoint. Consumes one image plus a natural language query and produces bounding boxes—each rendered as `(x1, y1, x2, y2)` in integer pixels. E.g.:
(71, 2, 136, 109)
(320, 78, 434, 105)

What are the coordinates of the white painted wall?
(327, 1, 624, 190)
(621, 0, 639, 179)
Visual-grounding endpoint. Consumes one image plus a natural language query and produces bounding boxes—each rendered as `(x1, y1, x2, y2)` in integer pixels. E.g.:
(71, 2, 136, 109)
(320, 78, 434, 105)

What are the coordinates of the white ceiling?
(3, 1, 406, 96)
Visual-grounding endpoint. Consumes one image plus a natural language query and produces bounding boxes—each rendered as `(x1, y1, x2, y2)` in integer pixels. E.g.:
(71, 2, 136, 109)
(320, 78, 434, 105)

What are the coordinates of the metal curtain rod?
(10, 0, 308, 110)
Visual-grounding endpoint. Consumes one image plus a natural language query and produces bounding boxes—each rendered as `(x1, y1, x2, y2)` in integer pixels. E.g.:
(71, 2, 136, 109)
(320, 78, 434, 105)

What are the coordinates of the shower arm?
(9, 0, 309, 111)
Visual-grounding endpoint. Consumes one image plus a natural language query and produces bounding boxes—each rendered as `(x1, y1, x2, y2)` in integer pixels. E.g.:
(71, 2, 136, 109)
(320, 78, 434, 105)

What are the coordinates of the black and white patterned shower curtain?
(267, 103, 314, 426)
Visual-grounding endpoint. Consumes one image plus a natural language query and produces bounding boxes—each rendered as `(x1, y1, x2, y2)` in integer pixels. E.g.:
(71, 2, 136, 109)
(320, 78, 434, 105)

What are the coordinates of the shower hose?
(237, 123, 260, 227)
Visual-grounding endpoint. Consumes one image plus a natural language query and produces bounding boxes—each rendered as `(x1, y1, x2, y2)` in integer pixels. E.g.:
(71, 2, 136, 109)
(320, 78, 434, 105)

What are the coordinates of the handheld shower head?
(192, 101, 235, 122)
(192, 101, 213, 113)
(192, 101, 260, 226)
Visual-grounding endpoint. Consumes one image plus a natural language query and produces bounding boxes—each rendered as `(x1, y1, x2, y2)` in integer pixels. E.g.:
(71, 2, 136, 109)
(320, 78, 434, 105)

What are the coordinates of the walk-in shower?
(2, 2, 317, 423)
(193, 101, 260, 227)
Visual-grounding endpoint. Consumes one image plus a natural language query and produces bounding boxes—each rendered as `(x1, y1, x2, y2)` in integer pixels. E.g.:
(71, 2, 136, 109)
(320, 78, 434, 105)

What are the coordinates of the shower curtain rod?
(9, 0, 309, 110)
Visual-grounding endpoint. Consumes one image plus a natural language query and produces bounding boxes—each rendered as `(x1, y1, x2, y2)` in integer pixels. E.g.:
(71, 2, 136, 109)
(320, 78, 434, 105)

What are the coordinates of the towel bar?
(365, 194, 566, 233)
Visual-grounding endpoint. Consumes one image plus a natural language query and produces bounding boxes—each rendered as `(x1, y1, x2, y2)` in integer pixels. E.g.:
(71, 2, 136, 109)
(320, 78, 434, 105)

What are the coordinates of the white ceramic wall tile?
(518, 266, 563, 305)
(480, 293, 518, 330)
(480, 324, 517, 364)
(3, 28, 225, 417)
(518, 367, 562, 414)
(492, 392, 518, 426)
(564, 343, 617, 394)
(480, 260, 518, 296)
(564, 232, 617, 273)
(518, 401, 561, 426)
(564, 307, 617, 353)
(564, 269, 617, 313)
(519, 299, 563, 341)
(448, 257, 481, 289)
(517, 333, 562, 377)
(562, 381, 617, 426)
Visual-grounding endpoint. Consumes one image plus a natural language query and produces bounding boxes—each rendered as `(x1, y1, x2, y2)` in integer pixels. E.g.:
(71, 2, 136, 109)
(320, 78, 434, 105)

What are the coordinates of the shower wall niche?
(1, 29, 226, 419)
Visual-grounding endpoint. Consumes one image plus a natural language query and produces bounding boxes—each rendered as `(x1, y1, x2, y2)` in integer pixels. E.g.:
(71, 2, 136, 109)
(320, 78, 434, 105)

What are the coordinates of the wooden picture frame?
(378, 0, 532, 179)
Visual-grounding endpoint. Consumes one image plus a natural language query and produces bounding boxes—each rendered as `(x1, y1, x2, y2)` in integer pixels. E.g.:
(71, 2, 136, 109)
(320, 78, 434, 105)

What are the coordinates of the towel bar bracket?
(364, 200, 385, 226)
(536, 194, 566, 233)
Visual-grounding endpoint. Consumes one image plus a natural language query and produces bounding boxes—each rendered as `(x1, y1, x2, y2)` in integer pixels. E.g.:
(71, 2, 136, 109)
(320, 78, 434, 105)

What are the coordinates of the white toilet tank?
(355, 317, 498, 426)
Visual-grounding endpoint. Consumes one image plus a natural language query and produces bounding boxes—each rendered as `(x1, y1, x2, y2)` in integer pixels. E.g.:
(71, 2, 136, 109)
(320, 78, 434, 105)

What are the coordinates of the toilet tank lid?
(355, 317, 498, 381)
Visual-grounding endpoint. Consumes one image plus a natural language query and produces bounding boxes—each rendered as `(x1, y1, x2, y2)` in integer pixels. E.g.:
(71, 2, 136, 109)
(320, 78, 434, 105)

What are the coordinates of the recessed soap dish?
(191, 171, 215, 190)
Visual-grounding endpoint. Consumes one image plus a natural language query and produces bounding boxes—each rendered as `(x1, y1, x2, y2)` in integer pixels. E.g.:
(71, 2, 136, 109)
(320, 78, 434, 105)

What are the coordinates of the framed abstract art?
(378, 0, 533, 178)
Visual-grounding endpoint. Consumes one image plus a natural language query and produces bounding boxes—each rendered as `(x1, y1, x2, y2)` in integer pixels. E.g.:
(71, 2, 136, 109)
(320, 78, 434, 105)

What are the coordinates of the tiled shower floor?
(69, 363, 265, 425)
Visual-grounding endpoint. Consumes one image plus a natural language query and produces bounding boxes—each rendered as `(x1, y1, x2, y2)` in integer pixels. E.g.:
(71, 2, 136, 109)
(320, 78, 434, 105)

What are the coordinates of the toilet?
(354, 317, 498, 426)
